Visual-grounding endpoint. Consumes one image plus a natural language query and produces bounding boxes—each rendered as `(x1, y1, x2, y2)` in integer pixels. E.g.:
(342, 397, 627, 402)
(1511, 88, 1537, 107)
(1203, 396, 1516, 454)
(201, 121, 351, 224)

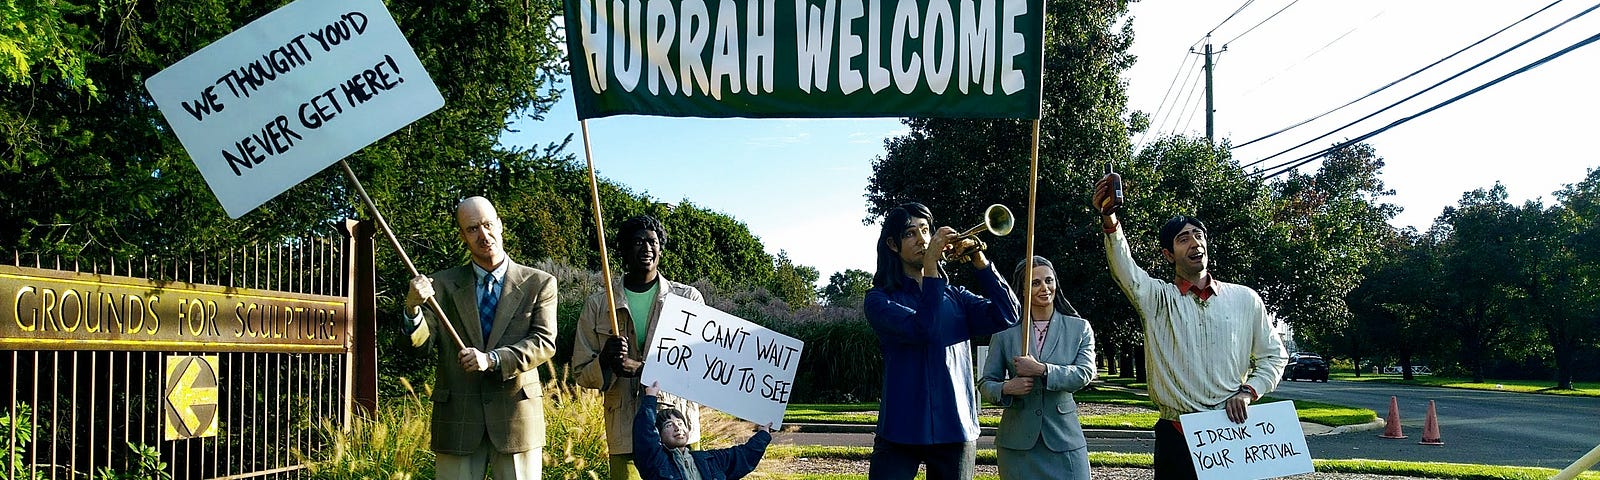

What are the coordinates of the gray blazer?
(978, 312, 1097, 452)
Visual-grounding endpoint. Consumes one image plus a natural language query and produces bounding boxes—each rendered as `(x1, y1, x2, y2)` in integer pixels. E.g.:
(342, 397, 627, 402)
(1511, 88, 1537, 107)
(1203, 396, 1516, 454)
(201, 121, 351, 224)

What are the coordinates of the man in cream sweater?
(1093, 175, 1287, 480)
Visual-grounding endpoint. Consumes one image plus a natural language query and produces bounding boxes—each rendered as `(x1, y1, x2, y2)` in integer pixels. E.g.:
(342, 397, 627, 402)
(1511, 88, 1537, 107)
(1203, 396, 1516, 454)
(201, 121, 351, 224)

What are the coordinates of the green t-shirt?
(624, 282, 659, 350)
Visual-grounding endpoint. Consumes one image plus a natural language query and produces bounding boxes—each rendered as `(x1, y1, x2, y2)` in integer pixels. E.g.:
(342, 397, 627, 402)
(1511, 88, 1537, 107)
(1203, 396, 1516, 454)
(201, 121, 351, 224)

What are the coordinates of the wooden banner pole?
(338, 159, 467, 352)
(1552, 443, 1600, 480)
(1021, 119, 1041, 358)
(580, 120, 623, 336)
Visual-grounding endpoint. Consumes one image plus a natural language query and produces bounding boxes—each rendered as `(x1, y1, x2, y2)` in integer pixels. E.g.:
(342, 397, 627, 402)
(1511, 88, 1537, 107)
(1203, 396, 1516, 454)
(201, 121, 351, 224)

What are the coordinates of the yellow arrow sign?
(164, 355, 220, 440)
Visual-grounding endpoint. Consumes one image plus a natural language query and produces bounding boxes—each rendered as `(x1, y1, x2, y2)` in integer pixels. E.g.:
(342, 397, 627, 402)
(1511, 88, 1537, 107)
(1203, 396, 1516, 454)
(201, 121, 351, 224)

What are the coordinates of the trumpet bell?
(944, 204, 1013, 263)
(984, 204, 1014, 237)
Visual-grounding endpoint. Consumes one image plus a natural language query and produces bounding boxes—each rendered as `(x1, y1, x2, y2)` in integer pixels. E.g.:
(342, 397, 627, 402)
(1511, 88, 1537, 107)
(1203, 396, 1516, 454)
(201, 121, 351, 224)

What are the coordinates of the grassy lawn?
(785, 384, 1374, 429)
(760, 445, 1600, 480)
(1333, 372, 1600, 397)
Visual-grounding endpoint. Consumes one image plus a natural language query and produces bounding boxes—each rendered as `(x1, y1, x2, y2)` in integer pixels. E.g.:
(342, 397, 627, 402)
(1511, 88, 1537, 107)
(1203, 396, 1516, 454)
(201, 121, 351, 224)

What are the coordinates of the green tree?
(1347, 228, 1442, 379)
(821, 268, 873, 307)
(864, 0, 1136, 373)
(769, 251, 820, 307)
(1250, 143, 1397, 355)
(1433, 184, 1527, 383)
(1548, 168, 1600, 388)
(0, 0, 97, 96)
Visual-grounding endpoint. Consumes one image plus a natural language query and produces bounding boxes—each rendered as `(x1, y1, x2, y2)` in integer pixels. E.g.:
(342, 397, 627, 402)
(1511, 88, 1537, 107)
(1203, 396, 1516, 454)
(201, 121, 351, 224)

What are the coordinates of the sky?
(506, 0, 1600, 286)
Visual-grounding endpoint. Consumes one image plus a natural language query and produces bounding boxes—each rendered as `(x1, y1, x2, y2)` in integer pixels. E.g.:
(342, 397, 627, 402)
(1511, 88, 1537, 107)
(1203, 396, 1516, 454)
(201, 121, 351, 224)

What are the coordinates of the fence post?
(343, 219, 379, 416)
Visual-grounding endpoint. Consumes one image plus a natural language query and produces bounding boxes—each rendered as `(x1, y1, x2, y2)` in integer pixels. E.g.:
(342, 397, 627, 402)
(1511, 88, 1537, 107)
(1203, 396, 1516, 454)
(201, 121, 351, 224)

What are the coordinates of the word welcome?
(641, 295, 803, 427)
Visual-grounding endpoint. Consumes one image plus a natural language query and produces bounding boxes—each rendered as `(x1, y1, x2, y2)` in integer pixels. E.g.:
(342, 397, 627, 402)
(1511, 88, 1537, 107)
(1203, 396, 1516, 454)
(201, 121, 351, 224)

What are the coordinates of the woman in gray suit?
(979, 256, 1097, 480)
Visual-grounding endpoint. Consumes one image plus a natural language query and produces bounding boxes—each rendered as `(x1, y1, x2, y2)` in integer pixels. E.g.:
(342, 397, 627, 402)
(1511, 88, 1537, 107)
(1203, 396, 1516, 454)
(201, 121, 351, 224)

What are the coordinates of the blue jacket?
(633, 395, 771, 480)
(864, 265, 1020, 444)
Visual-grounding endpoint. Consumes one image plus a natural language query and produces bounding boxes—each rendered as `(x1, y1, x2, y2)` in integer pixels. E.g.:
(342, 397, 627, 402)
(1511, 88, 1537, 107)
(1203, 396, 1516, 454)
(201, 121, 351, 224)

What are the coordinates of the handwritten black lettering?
(180, 85, 225, 122)
(221, 115, 301, 176)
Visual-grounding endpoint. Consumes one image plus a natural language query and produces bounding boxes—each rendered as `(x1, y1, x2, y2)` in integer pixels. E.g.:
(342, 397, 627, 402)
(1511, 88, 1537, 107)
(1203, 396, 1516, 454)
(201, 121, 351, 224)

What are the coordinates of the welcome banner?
(563, 0, 1046, 119)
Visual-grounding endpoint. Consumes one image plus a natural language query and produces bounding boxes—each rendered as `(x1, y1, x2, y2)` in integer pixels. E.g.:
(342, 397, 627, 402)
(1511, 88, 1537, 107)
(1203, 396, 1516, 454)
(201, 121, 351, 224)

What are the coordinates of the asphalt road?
(772, 380, 1600, 469)
(1272, 378, 1600, 469)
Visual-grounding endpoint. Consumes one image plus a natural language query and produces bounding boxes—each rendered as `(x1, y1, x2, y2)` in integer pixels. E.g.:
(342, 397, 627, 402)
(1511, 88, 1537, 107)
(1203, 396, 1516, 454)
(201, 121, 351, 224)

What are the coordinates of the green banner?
(563, 0, 1045, 119)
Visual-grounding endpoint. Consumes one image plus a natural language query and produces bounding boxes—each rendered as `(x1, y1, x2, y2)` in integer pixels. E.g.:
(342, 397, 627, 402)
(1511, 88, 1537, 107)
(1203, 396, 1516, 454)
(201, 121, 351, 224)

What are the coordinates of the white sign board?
(145, 0, 444, 218)
(1179, 401, 1314, 480)
(641, 294, 803, 429)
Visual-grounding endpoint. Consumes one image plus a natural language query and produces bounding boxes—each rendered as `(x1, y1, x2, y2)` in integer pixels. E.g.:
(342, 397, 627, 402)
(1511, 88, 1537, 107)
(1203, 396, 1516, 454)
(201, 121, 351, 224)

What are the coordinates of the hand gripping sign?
(145, 0, 443, 218)
(641, 294, 804, 428)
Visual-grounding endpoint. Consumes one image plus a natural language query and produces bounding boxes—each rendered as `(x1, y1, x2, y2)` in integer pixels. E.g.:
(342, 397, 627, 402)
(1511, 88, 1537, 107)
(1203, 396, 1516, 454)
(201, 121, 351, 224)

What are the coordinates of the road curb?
(1316, 418, 1386, 436)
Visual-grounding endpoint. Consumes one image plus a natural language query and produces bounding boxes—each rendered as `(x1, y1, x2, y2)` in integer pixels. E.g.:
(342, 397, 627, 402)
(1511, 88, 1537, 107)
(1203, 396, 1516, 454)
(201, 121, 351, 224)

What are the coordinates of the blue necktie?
(478, 275, 498, 342)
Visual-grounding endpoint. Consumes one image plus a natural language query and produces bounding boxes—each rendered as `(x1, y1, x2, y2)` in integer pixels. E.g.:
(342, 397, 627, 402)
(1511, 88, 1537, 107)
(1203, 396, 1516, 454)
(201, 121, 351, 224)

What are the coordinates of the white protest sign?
(1179, 400, 1314, 480)
(641, 294, 803, 429)
(145, 0, 443, 218)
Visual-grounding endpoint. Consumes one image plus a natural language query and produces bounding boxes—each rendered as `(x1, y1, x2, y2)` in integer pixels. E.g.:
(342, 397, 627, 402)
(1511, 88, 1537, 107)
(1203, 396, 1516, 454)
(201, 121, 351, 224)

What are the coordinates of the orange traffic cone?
(1378, 396, 1407, 439)
(1418, 400, 1444, 445)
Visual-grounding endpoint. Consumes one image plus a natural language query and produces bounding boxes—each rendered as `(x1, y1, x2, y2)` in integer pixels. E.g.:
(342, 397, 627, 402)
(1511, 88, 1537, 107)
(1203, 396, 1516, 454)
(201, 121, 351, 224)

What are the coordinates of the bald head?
(456, 196, 505, 269)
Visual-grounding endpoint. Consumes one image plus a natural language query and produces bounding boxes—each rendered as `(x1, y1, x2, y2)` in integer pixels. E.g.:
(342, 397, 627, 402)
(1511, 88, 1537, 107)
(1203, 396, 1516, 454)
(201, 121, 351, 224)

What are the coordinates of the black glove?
(601, 336, 629, 372)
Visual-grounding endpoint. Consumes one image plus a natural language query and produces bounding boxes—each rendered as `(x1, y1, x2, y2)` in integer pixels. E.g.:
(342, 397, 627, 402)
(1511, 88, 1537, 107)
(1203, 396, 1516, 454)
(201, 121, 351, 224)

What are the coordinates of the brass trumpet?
(943, 204, 1014, 263)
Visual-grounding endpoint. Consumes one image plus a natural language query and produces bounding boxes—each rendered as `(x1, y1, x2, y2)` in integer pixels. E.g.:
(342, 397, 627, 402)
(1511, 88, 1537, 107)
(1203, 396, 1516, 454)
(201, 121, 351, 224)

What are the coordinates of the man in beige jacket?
(404, 196, 559, 479)
(572, 215, 704, 480)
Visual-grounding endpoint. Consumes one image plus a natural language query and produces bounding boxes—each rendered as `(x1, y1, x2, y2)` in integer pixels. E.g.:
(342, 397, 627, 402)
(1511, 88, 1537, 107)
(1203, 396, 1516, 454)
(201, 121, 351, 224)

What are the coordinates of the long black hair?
(871, 202, 933, 291)
(1013, 256, 1079, 318)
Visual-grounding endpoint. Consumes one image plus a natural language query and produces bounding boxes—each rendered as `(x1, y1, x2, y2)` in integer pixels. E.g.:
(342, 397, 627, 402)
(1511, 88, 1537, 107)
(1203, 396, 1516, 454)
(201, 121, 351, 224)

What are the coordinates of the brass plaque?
(1, 265, 348, 352)
(164, 355, 220, 440)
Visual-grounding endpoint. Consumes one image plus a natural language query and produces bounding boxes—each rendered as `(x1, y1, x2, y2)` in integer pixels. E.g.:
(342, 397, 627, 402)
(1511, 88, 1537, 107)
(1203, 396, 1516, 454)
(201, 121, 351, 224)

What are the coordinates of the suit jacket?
(571, 276, 703, 455)
(409, 258, 558, 455)
(978, 311, 1097, 452)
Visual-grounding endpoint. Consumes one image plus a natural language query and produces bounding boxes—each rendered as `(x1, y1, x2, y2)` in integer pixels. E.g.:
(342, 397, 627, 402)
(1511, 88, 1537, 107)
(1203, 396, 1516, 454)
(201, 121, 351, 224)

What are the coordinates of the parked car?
(1283, 353, 1329, 382)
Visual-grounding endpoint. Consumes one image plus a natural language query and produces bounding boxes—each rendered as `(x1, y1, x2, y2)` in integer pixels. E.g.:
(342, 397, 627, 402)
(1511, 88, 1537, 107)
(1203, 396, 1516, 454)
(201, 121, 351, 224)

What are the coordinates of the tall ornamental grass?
(303, 367, 617, 479)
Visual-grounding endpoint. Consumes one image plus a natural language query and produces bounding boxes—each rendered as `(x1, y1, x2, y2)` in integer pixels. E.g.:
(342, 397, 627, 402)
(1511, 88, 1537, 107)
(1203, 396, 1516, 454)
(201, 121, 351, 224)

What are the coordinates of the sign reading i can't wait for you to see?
(641, 294, 803, 428)
(562, 0, 1046, 119)
(1180, 400, 1314, 480)
(145, 0, 443, 219)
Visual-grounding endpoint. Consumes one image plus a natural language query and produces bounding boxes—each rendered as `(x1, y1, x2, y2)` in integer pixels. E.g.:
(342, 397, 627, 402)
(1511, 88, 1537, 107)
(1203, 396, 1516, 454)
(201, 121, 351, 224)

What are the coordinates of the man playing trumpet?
(863, 202, 1020, 480)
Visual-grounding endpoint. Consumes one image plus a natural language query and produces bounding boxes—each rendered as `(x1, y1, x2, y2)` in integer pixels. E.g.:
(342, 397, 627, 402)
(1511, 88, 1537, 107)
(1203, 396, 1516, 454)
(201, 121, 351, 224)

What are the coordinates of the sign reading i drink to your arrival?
(562, 0, 1047, 119)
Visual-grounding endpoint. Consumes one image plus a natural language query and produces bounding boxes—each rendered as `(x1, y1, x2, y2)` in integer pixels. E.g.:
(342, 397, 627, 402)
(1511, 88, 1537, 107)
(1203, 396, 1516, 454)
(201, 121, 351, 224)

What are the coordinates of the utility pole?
(1204, 40, 1216, 143)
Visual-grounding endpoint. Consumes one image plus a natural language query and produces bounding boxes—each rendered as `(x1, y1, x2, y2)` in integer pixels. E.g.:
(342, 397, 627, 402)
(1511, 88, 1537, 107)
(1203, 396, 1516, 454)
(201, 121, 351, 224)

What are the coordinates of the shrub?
(302, 378, 436, 480)
(304, 366, 638, 479)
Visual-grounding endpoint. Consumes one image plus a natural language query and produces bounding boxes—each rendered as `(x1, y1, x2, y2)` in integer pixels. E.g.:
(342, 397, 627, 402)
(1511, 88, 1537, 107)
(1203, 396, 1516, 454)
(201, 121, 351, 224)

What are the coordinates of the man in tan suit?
(404, 196, 558, 479)
(571, 214, 703, 480)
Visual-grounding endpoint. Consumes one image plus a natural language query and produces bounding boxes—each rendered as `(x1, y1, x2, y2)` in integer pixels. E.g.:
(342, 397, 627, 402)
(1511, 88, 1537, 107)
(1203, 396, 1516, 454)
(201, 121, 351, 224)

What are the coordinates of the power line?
(1251, 29, 1600, 180)
(1136, 50, 1200, 151)
(1233, 0, 1565, 150)
(1209, 0, 1260, 37)
(1148, 57, 1203, 142)
(1162, 64, 1206, 136)
(1241, 1, 1600, 171)
(1239, 9, 1386, 97)
(1222, 0, 1302, 46)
